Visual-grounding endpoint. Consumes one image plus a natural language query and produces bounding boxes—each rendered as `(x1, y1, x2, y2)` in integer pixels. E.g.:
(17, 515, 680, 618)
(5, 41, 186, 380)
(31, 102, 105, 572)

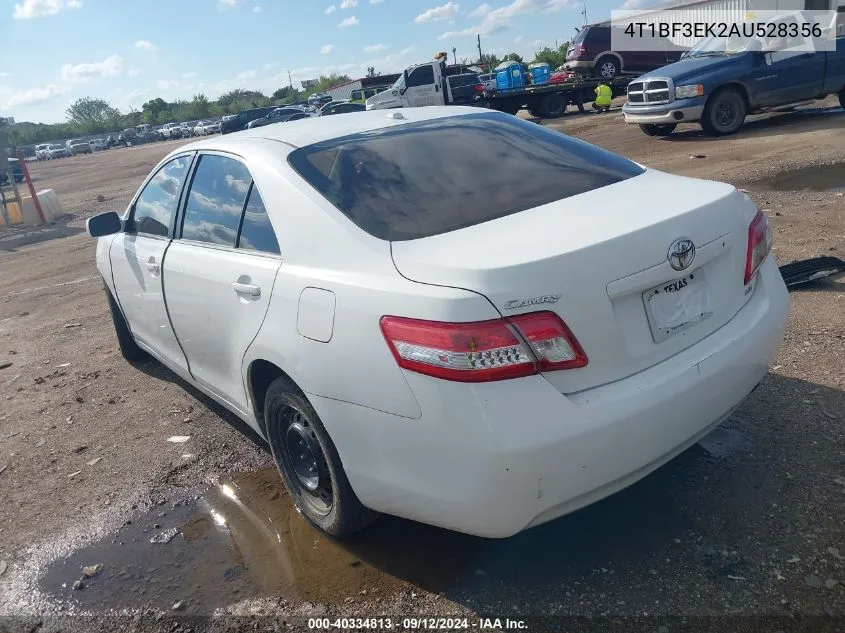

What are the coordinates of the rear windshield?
(450, 74, 479, 87)
(287, 112, 643, 241)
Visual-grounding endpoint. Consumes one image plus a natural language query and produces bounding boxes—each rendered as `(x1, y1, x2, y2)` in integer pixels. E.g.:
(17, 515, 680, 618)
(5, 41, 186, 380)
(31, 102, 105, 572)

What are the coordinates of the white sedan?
(85, 107, 788, 538)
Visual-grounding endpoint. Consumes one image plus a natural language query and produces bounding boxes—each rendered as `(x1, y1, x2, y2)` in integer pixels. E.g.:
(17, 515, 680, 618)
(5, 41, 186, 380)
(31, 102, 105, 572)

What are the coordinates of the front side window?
(288, 112, 644, 241)
(238, 187, 280, 255)
(132, 155, 192, 237)
(181, 155, 252, 247)
(407, 65, 435, 87)
(351, 89, 362, 100)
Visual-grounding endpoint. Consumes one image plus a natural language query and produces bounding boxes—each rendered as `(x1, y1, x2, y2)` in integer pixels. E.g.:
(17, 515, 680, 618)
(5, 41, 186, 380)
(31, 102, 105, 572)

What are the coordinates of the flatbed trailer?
(486, 75, 632, 118)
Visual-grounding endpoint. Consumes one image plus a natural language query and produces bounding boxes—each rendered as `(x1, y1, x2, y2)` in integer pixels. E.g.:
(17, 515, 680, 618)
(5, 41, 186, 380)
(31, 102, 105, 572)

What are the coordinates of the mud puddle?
(754, 163, 845, 193)
(39, 432, 732, 614)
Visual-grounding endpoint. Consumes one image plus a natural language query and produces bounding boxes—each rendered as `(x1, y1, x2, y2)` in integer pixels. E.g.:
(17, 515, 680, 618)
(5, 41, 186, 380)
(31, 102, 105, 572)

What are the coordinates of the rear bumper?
(311, 259, 788, 538)
(564, 60, 593, 71)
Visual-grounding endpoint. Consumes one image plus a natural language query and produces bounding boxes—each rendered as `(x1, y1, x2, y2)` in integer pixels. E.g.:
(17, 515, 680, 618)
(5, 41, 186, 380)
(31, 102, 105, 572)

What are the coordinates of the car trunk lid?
(390, 169, 759, 393)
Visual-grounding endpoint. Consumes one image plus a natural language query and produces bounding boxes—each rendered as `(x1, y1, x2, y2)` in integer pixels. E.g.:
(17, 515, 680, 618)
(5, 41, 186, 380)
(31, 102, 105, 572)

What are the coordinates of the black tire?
(839, 88, 844, 111)
(594, 55, 620, 79)
(495, 102, 520, 116)
(540, 93, 567, 118)
(527, 106, 544, 118)
(265, 376, 377, 537)
(640, 123, 677, 137)
(701, 88, 746, 136)
(104, 284, 147, 362)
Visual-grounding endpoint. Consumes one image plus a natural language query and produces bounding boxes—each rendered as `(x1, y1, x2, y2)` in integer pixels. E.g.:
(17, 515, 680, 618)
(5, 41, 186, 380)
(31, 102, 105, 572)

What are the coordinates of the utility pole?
(288, 70, 293, 91)
(452, 47, 457, 67)
(477, 34, 483, 70)
(582, 0, 588, 25)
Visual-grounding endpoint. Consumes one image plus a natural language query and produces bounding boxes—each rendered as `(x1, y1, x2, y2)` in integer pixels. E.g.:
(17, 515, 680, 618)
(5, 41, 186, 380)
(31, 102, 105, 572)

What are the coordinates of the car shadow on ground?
(658, 106, 844, 143)
(328, 372, 844, 614)
(114, 351, 845, 616)
(128, 356, 268, 450)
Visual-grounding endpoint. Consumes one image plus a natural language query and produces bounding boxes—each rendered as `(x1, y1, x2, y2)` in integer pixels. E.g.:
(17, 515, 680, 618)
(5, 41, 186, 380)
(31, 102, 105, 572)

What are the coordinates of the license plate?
(642, 272, 713, 343)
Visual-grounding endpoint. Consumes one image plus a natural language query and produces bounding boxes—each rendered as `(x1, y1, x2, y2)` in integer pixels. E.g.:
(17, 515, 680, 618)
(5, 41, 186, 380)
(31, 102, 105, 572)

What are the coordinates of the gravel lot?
(0, 100, 843, 633)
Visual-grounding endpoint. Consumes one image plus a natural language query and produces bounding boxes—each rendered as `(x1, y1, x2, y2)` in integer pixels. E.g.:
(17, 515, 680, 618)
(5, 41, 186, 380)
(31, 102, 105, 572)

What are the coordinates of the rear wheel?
(265, 376, 377, 537)
(527, 106, 544, 118)
(701, 88, 746, 136)
(104, 285, 147, 362)
(594, 55, 620, 79)
(640, 123, 677, 137)
(540, 93, 567, 118)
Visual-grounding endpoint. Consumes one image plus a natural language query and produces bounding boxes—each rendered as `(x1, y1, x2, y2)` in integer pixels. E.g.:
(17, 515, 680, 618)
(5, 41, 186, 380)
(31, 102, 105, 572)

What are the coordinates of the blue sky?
(1, 0, 625, 123)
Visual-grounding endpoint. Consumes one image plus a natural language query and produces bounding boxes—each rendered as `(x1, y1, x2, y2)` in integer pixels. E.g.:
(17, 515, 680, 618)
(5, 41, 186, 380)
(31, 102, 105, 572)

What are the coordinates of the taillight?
(379, 311, 587, 383)
(744, 209, 773, 285)
(474, 84, 485, 92)
(569, 44, 587, 59)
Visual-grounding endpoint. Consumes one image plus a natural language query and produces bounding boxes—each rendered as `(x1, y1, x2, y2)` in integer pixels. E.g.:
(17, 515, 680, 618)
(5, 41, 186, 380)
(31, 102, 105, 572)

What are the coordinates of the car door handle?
(231, 281, 261, 297)
(146, 258, 160, 274)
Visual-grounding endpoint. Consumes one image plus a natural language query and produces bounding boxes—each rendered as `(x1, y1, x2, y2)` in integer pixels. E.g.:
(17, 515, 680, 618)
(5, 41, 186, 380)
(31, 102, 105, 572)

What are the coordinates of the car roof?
(176, 106, 483, 150)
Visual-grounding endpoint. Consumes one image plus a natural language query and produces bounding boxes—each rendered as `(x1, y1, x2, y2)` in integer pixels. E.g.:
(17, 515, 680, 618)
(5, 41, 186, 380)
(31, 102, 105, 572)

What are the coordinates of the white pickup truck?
(366, 57, 628, 118)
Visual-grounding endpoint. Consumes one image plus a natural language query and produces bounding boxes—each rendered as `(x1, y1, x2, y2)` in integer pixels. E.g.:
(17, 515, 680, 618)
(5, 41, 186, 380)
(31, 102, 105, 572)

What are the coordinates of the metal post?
(17, 149, 46, 225)
(477, 34, 483, 70)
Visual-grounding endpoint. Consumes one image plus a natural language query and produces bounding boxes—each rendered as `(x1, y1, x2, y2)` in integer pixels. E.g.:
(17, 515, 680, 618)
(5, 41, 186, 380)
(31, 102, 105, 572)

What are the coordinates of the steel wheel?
(282, 409, 333, 515)
(702, 89, 746, 136)
(595, 56, 620, 79)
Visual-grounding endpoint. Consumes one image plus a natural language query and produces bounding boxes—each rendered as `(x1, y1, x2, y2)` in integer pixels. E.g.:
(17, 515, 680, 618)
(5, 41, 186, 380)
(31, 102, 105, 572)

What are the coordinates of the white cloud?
(12, 0, 81, 19)
(128, 68, 142, 77)
(253, 4, 262, 11)
(61, 55, 123, 82)
(340, 0, 357, 7)
(0, 72, 11, 77)
(237, 69, 259, 79)
(514, 35, 523, 43)
(325, 4, 336, 13)
(438, 0, 568, 39)
(620, 0, 641, 8)
(157, 79, 178, 90)
(5, 84, 65, 107)
(182, 71, 198, 78)
(134, 39, 157, 51)
(468, 3, 490, 17)
(218, 0, 239, 7)
(263, 62, 278, 70)
(338, 15, 359, 26)
(414, 2, 459, 23)
(364, 43, 387, 52)
(370, 0, 384, 3)
(321, 44, 336, 54)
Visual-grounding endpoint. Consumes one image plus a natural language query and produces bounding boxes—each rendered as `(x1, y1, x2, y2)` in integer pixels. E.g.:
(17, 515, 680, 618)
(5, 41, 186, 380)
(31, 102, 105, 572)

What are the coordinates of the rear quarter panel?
(239, 144, 501, 421)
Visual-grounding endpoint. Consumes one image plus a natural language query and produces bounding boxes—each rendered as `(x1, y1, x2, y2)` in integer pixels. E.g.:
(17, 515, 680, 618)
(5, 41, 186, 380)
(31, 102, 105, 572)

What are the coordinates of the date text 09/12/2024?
(308, 618, 528, 630)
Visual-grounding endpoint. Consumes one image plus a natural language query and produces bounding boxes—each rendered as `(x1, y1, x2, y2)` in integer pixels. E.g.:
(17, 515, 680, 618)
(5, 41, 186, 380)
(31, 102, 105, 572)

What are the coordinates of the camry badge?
(503, 295, 561, 310)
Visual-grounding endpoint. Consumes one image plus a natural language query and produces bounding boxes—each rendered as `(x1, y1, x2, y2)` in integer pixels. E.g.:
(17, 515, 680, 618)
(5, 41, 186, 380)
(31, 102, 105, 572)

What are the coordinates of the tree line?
(3, 42, 569, 148)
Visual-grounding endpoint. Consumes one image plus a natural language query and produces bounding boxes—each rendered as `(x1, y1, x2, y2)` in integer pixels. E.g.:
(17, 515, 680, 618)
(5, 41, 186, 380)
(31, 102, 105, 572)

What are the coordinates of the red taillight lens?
(380, 311, 587, 383)
(474, 84, 485, 92)
(508, 311, 588, 371)
(744, 209, 773, 285)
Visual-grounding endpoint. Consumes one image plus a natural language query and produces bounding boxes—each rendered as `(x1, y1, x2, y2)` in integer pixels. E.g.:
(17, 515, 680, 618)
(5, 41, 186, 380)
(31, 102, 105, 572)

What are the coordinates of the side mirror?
(763, 36, 787, 52)
(399, 87, 407, 95)
(86, 211, 122, 238)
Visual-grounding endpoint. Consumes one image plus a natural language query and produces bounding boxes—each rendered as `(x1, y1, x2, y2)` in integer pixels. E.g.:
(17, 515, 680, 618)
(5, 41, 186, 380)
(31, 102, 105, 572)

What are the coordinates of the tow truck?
(365, 54, 631, 118)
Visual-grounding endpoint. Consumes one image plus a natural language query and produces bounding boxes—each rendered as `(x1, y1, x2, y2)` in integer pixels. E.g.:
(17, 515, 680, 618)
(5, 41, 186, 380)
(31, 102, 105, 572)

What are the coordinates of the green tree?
(218, 89, 268, 108)
(502, 52, 524, 64)
(313, 74, 352, 93)
(366, 66, 379, 77)
(271, 85, 301, 103)
(188, 93, 211, 119)
(479, 53, 501, 72)
(532, 43, 570, 69)
(65, 97, 121, 133)
(141, 97, 169, 124)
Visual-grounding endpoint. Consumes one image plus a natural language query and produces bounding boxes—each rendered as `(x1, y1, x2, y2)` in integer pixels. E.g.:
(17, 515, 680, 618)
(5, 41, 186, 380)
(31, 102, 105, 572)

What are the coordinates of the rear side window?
(288, 112, 644, 241)
(450, 75, 479, 88)
(238, 187, 280, 255)
(132, 155, 192, 237)
(181, 154, 252, 247)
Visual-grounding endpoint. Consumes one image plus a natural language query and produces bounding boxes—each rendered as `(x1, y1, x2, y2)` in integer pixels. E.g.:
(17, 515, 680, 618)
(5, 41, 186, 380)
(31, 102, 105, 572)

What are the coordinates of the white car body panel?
(93, 107, 789, 537)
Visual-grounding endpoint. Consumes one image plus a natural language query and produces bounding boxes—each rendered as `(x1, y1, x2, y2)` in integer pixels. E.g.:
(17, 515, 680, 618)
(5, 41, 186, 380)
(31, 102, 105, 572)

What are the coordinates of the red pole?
(16, 149, 46, 225)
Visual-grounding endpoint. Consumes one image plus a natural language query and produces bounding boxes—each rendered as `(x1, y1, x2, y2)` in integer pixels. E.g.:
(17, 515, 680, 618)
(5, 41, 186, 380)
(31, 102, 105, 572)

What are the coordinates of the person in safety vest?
(593, 82, 613, 112)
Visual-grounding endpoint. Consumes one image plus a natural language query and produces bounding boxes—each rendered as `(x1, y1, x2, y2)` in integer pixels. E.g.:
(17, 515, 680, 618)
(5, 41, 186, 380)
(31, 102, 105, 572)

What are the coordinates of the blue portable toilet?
(495, 61, 524, 91)
(529, 62, 551, 85)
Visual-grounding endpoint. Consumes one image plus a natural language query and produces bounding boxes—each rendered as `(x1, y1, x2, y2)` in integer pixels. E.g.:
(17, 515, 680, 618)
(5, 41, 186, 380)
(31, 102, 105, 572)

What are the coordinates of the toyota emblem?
(667, 238, 696, 271)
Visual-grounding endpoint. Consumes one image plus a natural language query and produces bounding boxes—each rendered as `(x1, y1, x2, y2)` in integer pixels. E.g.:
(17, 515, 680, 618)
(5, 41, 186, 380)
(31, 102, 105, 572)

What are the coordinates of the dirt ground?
(0, 99, 844, 633)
